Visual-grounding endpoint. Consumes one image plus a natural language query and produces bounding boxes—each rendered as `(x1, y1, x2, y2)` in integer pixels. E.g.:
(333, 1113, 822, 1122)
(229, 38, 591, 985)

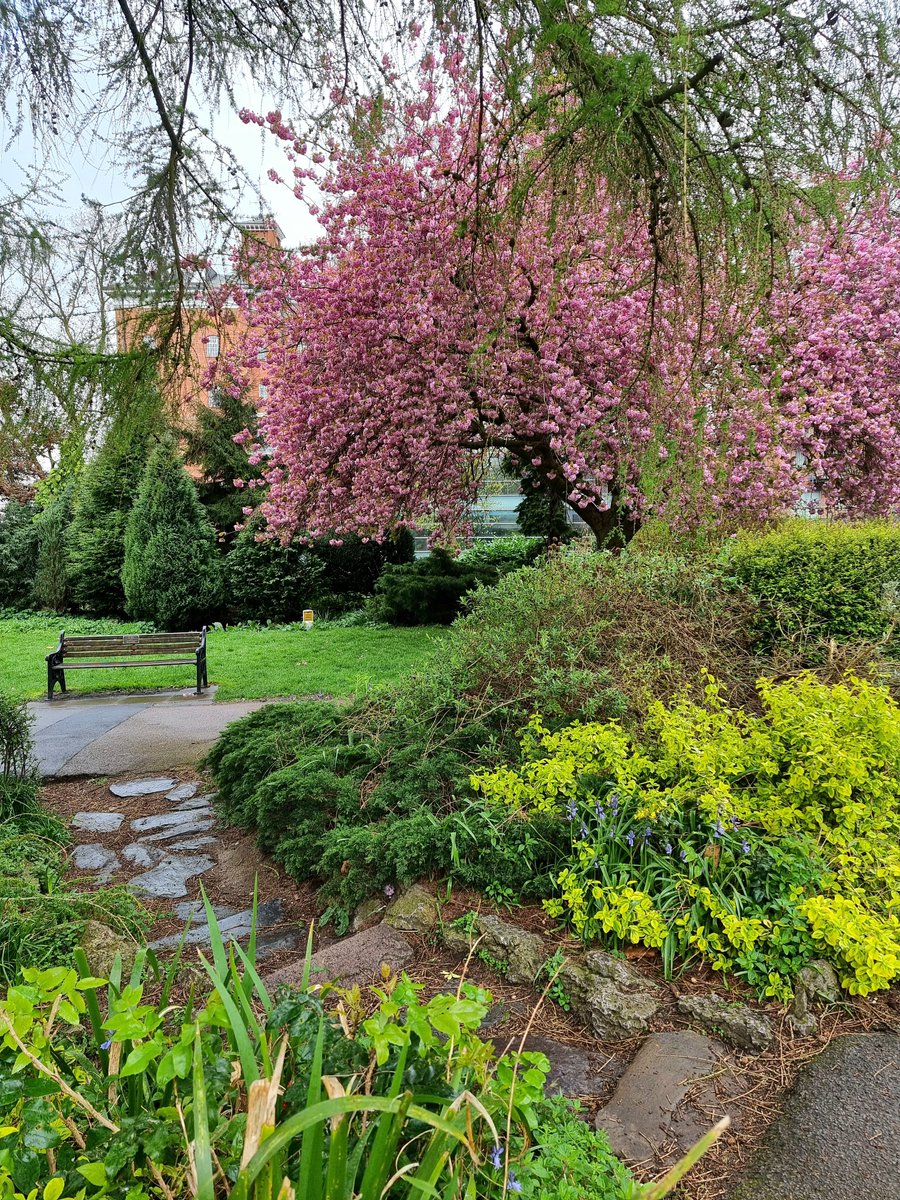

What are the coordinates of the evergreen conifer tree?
(123, 443, 223, 630)
(181, 388, 262, 543)
(33, 483, 76, 612)
(67, 385, 160, 616)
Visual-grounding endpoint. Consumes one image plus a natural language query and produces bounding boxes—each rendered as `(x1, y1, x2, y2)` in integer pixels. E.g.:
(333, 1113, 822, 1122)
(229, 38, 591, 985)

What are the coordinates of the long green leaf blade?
(192, 1024, 215, 1200)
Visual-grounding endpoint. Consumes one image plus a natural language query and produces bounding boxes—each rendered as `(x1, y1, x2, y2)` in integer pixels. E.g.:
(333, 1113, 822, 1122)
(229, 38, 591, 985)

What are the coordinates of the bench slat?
(62, 646, 200, 657)
(63, 637, 201, 646)
(62, 659, 197, 669)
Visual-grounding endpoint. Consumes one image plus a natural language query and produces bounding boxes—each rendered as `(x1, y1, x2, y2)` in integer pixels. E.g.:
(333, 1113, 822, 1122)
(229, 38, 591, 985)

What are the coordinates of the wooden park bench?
(46, 629, 208, 700)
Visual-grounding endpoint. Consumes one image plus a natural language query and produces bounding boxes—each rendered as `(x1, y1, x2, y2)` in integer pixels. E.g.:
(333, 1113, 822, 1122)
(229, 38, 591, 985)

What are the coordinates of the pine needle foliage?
(123, 443, 224, 629)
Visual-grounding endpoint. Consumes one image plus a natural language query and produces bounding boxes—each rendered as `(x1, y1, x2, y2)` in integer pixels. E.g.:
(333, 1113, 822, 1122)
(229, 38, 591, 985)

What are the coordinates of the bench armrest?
(46, 630, 65, 663)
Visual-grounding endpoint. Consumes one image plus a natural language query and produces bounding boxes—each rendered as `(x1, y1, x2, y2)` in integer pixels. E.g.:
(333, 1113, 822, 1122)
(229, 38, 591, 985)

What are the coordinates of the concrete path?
(730, 1033, 900, 1200)
(28, 689, 264, 777)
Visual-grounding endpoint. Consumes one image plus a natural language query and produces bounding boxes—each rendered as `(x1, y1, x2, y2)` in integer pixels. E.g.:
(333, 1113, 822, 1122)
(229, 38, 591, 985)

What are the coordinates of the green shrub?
(311, 528, 416, 595)
(226, 519, 327, 623)
(370, 549, 499, 624)
(0, 692, 32, 777)
(207, 548, 756, 918)
(476, 671, 900, 998)
(0, 501, 38, 611)
(457, 534, 544, 571)
(123, 442, 224, 629)
(728, 519, 900, 647)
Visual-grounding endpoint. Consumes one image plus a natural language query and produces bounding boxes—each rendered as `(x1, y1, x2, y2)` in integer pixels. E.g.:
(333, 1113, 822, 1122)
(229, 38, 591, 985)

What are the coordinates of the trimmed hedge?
(728, 519, 900, 646)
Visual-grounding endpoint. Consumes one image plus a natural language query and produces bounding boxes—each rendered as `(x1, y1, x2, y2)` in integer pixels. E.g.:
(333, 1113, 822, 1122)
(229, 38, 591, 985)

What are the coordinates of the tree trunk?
(570, 495, 640, 548)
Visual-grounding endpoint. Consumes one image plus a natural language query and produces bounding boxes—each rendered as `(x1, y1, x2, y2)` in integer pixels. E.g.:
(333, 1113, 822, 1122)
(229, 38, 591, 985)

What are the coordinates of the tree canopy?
(220, 63, 900, 542)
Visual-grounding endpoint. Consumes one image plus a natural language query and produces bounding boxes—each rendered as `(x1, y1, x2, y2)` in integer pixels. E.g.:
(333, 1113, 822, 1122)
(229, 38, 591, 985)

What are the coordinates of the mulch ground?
(44, 774, 900, 1200)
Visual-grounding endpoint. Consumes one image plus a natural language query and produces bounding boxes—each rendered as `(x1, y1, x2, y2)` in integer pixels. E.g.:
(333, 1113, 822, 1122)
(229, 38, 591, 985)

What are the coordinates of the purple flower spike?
(100, 1038, 113, 1051)
(507, 1172, 523, 1193)
(566, 798, 577, 822)
(742, 839, 751, 854)
(490, 1145, 503, 1170)
(626, 830, 636, 848)
(643, 827, 651, 843)
(580, 821, 590, 839)
(680, 849, 688, 861)
(731, 815, 740, 831)
(665, 842, 673, 856)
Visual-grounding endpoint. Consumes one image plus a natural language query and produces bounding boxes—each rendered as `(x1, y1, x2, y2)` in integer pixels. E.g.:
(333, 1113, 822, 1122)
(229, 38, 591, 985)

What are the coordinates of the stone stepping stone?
(168, 835, 217, 851)
(522, 1034, 626, 1100)
(165, 783, 198, 802)
(729, 1033, 900, 1200)
(264, 923, 414, 990)
(174, 900, 243, 923)
(152, 899, 287, 951)
(122, 843, 166, 869)
(595, 1031, 731, 1165)
(72, 812, 124, 833)
(110, 778, 177, 798)
(131, 809, 213, 832)
(175, 796, 214, 811)
(72, 844, 121, 874)
(128, 854, 215, 899)
(138, 819, 216, 844)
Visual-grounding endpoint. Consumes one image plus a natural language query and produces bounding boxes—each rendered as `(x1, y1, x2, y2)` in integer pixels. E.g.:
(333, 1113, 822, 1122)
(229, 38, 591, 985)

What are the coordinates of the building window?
(257, 346, 267, 362)
(258, 384, 268, 400)
(205, 334, 220, 358)
(207, 388, 221, 408)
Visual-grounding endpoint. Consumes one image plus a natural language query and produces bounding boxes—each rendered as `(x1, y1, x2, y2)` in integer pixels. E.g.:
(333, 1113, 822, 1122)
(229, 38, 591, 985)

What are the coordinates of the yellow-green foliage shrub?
(473, 673, 900, 996)
(728, 519, 900, 647)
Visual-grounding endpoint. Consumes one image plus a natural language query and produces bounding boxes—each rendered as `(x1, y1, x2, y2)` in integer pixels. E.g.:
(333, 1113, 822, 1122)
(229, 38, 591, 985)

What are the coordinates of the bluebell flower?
(741, 839, 751, 854)
(712, 820, 725, 839)
(643, 827, 651, 844)
(490, 1145, 503, 1170)
(100, 1038, 113, 1051)
(566, 798, 577, 822)
(610, 792, 620, 814)
(731, 815, 740, 831)
(680, 849, 688, 861)
(595, 801, 606, 821)
(665, 842, 673, 856)
(608, 827, 615, 839)
(626, 830, 636, 848)
(580, 821, 590, 840)
(507, 1172, 523, 1193)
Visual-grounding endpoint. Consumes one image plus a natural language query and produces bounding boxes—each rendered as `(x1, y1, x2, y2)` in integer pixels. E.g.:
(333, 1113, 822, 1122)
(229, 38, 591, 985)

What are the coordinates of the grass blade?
(231, 941, 273, 1015)
(199, 882, 230, 982)
(640, 1117, 730, 1200)
(191, 1023, 215, 1200)
(197, 953, 260, 1087)
(296, 1017, 326, 1200)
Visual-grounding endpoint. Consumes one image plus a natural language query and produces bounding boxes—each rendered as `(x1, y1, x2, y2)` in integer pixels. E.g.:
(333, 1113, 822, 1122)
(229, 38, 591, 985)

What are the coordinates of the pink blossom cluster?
(221, 63, 900, 541)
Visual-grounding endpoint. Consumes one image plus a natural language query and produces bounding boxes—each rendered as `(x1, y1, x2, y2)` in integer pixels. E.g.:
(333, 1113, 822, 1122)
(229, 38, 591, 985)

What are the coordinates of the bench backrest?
(60, 632, 204, 660)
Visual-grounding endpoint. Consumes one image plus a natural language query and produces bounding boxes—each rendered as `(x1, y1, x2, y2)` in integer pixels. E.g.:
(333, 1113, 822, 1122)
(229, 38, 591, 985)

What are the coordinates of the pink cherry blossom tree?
(220, 59, 900, 543)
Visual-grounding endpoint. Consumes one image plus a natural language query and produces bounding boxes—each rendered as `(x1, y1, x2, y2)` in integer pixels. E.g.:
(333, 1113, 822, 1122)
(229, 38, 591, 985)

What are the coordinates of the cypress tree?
(123, 443, 223, 630)
(67, 383, 160, 616)
(33, 483, 76, 612)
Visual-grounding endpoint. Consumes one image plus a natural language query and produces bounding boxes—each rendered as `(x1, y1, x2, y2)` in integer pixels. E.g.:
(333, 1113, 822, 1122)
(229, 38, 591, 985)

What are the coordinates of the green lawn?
(0, 616, 445, 702)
